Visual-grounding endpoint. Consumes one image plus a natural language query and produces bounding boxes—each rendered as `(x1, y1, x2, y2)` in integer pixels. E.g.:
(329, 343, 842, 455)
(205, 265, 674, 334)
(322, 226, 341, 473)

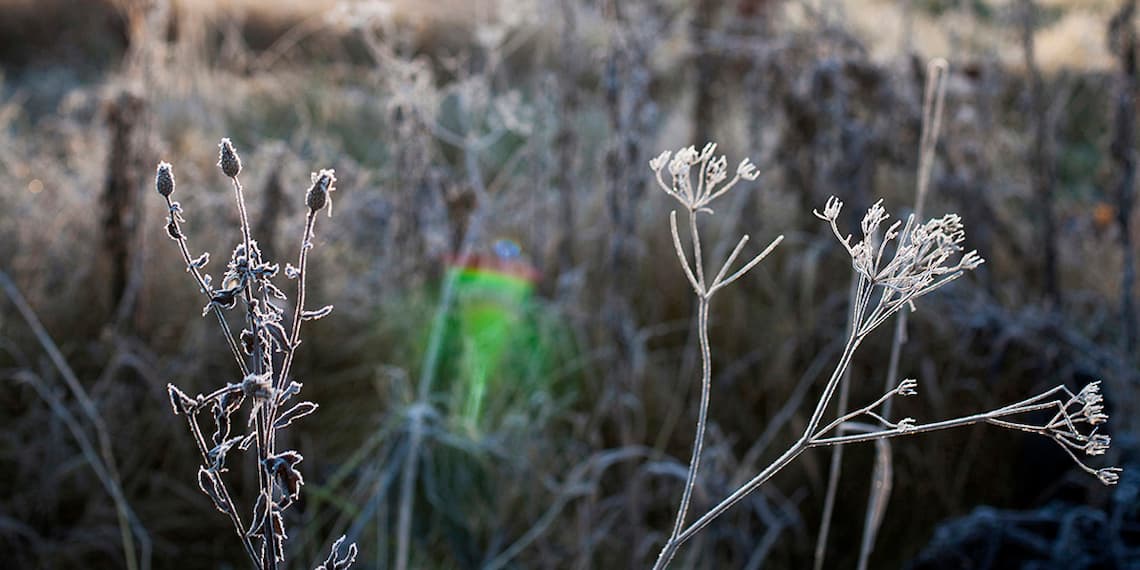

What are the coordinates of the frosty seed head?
(218, 138, 242, 178)
(156, 162, 175, 197)
(306, 169, 337, 215)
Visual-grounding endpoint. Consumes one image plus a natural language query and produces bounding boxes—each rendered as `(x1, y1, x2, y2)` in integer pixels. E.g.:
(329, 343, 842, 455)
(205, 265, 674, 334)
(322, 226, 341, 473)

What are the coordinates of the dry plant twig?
(158, 140, 356, 570)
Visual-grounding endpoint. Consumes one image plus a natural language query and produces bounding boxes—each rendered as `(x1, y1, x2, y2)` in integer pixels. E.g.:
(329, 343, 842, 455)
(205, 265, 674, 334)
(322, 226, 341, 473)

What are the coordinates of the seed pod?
(218, 138, 242, 178)
(156, 162, 175, 197)
(306, 169, 336, 214)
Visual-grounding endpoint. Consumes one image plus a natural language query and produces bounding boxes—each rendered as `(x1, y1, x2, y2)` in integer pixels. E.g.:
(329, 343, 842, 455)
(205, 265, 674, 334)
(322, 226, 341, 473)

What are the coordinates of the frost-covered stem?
(269, 211, 317, 448)
(163, 195, 248, 376)
(231, 175, 276, 570)
(805, 319, 865, 441)
(668, 297, 712, 539)
(670, 439, 805, 554)
(658, 317, 863, 570)
(664, 389, 1090, 559)
(181, 410, 259, 564)
(653, 206, 712, 569)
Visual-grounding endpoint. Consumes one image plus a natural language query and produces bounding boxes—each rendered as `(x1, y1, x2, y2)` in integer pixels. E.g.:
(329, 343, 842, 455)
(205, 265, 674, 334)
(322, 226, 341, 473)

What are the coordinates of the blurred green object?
(436, 239, 554, 431)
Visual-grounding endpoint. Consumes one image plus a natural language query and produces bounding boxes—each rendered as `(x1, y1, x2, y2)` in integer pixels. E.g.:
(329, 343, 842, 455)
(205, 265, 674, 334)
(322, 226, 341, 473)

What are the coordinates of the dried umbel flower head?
(218, 138, 242, 178)
(815, 196, 984, 334)
(156, 162, 175, 197)
(650, 143, 760, 212)
(306, 169, 337, 216)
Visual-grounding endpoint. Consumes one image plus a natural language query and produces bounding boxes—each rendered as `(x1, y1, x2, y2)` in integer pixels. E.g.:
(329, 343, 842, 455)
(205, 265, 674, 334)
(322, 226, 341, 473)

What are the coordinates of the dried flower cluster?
(650, 144, 1121, 570)
(650, 142, 759, 213)
(815, 196, 984, 335)
(159, 139, 356, 570)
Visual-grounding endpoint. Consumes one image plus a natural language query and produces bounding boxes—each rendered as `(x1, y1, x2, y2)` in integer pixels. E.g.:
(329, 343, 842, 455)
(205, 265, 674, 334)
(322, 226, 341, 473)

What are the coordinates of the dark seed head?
(156, 162, 175, 197)
(306, 169, 337, 214)
(218, 138, 242, 178)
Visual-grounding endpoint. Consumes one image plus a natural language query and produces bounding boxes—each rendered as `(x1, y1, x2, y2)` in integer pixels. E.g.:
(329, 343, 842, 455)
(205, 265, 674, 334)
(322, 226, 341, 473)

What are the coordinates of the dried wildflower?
(306, 169, 337, 216)
(651, 143, 761, 212)
(167, 384, 198, 415)
(218, 138, 242, 178)
(814, 197, 985, 336)
(158, 144, 357, 569)
(156, 162, 175, 197)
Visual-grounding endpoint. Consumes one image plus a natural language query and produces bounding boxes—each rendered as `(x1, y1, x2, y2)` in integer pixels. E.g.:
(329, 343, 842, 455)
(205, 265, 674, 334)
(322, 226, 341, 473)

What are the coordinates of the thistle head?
(306, 169, 337, 216)
(218, 138, 242, 178)
(156, 162, 175, 197)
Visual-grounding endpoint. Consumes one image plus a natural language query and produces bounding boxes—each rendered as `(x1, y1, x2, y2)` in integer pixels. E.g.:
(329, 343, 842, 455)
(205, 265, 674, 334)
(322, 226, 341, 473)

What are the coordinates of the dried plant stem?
(160, 147, 352, 570)
(270, 211, 317, 437)
(667, 211, 712, 543)
(855, 58, 948, 570)
(163, 195, 248, 376)
(664, 378, 1105, 558)
(1110, 0, 1138, 353)
(1020, 0, 1061, 304)
(650, 146, 780, 570)
(230, 174, 278, 570)
(179, 405, 259, 563)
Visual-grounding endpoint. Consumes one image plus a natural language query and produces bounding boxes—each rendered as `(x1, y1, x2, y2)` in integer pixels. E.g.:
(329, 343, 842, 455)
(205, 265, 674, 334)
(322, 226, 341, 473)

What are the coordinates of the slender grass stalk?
(854, 58, 949, 570)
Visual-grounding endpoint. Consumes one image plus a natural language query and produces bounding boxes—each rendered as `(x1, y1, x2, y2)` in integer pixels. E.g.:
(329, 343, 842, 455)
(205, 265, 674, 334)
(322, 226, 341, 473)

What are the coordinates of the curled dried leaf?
(239, 430, 257, 451)
(197, 467, 231, 514)
(265, 450, 305, 504)
(264, 281, 288, 301)
(241, 329, 255, 355)
(274, 401, 318, 430)
(301, 305, 334, 321)
(263, 320, 292, 352)
(190, 252, 210, 269)
(167, 384, 197, 415)
(212, 389, 245, 444)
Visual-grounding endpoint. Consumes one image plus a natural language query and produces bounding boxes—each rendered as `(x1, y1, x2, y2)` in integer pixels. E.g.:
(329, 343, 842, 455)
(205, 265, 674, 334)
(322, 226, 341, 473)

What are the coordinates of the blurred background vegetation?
(0, 0, 1138, 568)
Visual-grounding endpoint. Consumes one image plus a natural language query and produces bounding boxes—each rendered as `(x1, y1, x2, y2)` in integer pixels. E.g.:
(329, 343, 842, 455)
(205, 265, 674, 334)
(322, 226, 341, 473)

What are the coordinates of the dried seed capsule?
(156, 162, 175, 197)
(306, 169, 336, 214)
(218, 138, 242, 178)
